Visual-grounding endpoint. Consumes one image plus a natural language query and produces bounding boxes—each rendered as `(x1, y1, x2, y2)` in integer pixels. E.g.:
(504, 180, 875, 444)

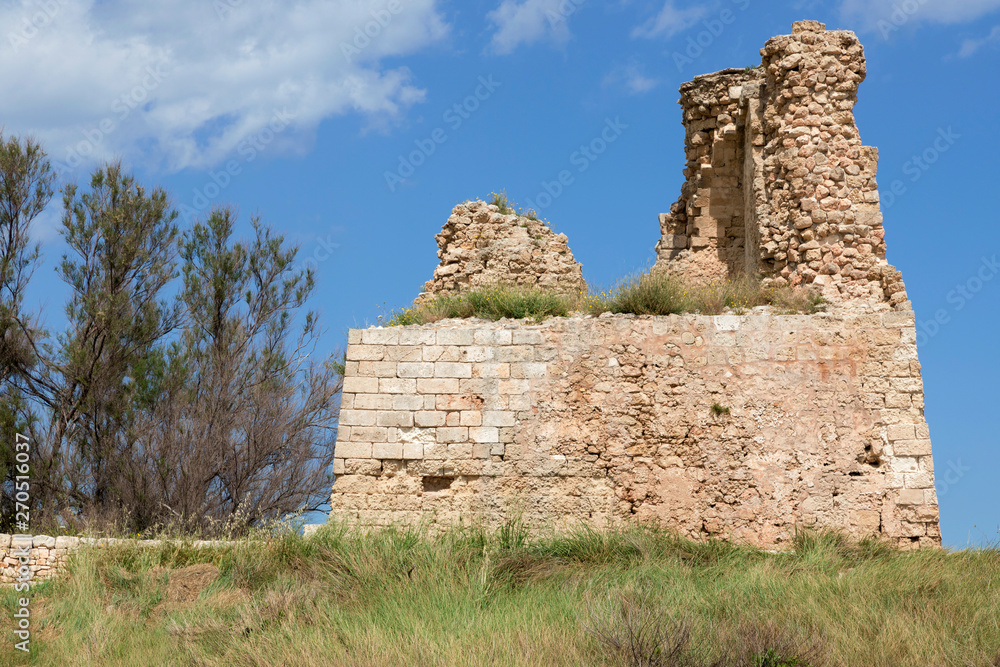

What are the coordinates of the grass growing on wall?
(390, 274, 824, 326)
(2, 523, 998, 666)
(389, 285, 575, 325)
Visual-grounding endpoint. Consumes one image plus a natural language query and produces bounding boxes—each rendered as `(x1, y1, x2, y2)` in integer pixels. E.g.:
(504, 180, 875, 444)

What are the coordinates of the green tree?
(129, 207, 340, 533)
(0, 133, 54, 531)
(20, 161, 180, 525)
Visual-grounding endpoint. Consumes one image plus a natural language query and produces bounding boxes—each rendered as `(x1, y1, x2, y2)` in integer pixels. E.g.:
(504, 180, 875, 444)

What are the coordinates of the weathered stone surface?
(654, 21, 908, 309)
(332, 311, 940, 550)
(421, 200, 586, 297)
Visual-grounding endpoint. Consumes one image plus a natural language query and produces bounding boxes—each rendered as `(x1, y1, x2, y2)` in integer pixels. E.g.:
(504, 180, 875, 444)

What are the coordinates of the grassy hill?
(2, 522, 998, 666)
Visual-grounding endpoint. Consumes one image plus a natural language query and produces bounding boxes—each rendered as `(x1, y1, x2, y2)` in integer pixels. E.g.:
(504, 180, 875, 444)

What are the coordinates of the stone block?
(398, 362, 435, 378)
(512, 330, 545, 345)
(893, 439, 933, 456)
(435, 362, 473, 378)
(886, 424, 915, 441)
(473, 363, 510, 379)
(379, 378, 417, 394)
(437, 427, 469, 443)
(361, 328, 399, 345)
(474, 329, 513, 345)
(402, 443, 424, 460)
(417, 378, 460, 394)
(342, 377, 379, 394)
(373, 443, 403, 459)
(346, 345, 385, 361)
(351, 427, 388, 443)
(393, 395, 425, 411)
(437, 330, 475, 346)
(338, 410, 376, 427)
(377, 411, 414, 428)
(399, 330, 437, 346)
(460, 411, 483, 427)
(903, 472, 935, 489)
(511, 362, 547, 379)
(335, 442, 373, 459)
(33, 535, 55, 549)
(483, 411, 516, 427)
(469, 427, 499, 443)
(415, 411, 447, 427)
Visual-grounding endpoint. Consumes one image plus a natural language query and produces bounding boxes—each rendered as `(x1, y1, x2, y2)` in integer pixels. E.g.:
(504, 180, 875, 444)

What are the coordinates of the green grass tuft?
(390, 284, 574, 325)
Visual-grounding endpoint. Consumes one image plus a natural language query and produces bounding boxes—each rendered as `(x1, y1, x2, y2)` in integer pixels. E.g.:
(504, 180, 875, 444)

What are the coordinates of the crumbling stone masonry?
(655, 21, 906, 307)
(422, 199, 586, 297)
(332, 311, 938, 549)
(329, 22, 940, 549)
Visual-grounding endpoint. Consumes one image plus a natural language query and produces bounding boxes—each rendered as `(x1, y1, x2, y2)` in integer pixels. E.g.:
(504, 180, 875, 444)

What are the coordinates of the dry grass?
(2, 523, 997, 666)
(389, 273, 822, 327)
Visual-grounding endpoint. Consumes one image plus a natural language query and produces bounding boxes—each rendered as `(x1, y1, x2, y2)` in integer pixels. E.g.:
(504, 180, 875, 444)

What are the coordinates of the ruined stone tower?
(329, 22, 940, 550)
(655, 20, 906, 308)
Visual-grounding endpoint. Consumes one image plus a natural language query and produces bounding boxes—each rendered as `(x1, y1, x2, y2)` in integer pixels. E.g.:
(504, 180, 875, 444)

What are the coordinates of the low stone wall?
(0, 534, 234, 585)
(331, 307, 940, 549)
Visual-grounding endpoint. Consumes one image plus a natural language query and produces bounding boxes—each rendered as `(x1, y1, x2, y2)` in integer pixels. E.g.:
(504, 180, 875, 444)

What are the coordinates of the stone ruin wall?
(331, 311, 939, 549)
(0, 534, 236, 585)
(422, 199, 586, 297)
(328, 21, 941, 549)
(655, 21, 907, 307)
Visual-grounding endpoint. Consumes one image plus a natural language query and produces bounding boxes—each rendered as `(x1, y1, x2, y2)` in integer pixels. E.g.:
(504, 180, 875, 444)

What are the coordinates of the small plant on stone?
(489, 190, 515, 215)
(711, 403, 730, 416)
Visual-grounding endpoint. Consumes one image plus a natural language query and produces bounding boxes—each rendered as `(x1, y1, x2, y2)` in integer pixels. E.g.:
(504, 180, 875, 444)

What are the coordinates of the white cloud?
(839, 0, 1000, 32)
(0, 0, 448, 172)
(603, 61, 660, 94)
(485, 0, 582, 55)
(631, 0, 707, 39)
(957, 24, 1000, 55)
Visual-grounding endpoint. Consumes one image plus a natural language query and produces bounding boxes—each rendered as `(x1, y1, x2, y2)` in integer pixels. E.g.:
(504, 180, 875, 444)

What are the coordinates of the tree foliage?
(0, 137, 341, 534)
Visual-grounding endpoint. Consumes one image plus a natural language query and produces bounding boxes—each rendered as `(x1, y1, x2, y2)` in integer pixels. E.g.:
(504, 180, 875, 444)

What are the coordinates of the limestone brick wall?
(422, 200, 586, 297)
(0, 534, 235, 584)
(331, 308, 940, 550)
(654, 21, 907, 307)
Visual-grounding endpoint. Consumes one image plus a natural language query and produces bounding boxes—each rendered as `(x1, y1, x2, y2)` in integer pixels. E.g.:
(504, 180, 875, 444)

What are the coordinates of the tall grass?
(584, 272, 824, 317)
(390, 284, 576, 325)
(392, 274, 822, 326)
(3, 522, 998, 666)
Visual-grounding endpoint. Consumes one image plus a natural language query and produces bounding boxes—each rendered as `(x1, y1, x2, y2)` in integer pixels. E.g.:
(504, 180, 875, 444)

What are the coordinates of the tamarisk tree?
(0, 138, 340, 533)
(130, 207, 340, 532)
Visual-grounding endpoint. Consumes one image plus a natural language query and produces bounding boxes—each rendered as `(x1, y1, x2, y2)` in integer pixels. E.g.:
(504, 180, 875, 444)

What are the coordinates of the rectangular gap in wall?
(422, 476, 455, 493)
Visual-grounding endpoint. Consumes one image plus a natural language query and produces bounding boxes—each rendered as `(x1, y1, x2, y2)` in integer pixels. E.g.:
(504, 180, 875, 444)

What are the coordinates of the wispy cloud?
(840, 0, 1000, 31)
(957, 24, 1000, 55)
(603, 60, 660, 94)
(485, 0, 583, 55)
(0, 0, 449, 172)
(631, 0, 707, 40)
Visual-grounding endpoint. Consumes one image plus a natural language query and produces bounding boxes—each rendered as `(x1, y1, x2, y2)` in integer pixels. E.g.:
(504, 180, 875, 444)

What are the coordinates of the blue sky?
(2, 0, 998, 547)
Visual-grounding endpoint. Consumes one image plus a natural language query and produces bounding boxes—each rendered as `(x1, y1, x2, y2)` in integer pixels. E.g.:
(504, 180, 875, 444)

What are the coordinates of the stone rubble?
(422, 200, 586, 298)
